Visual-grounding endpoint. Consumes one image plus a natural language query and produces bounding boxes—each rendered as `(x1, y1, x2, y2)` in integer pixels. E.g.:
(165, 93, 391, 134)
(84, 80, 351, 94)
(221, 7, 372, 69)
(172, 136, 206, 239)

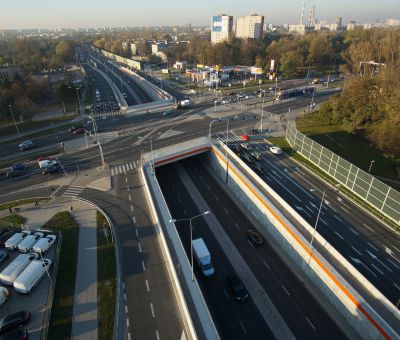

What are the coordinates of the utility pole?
(8, 104, 20, 136)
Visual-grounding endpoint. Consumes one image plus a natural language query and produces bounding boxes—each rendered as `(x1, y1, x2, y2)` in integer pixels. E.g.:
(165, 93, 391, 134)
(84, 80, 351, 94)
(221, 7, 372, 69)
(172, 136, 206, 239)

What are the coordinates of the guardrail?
(286, 121, 400, 226)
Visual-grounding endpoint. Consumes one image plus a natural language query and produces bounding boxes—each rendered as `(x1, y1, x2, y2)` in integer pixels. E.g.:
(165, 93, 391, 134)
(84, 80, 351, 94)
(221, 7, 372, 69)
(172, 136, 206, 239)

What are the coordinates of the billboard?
(212, 16, 222, 32)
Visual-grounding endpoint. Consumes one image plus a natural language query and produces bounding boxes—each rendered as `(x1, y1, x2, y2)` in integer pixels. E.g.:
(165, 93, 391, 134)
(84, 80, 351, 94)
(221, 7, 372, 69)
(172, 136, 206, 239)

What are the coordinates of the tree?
(55, 41, 73, 62)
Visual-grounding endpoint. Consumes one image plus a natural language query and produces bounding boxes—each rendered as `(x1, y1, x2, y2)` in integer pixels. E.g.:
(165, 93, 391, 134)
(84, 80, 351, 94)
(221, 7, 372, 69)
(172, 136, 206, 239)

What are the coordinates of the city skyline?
(0, 0, 399, 29)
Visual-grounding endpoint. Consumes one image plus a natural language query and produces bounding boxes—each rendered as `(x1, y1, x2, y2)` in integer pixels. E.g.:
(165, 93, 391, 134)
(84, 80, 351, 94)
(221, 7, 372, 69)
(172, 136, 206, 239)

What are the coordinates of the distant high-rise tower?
(300, 1, 305, 25)
(308, 5, 315, 27)
(335, 17, 342, 29)
(236, 14, 265, 40)
(211, 14, 233, 44)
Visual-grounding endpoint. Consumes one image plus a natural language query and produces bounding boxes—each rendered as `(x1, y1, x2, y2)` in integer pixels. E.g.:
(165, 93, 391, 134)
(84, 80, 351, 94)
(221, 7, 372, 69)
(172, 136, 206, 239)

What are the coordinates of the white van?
(33, 235, 56, 254)
(18, 232, 44, 253)
(38, 159, 59, 169)
(14, 259, 52, 294)
(5, 231, 32, 250)
(0, 253, 39, 285)
(0, 286, 9, 306)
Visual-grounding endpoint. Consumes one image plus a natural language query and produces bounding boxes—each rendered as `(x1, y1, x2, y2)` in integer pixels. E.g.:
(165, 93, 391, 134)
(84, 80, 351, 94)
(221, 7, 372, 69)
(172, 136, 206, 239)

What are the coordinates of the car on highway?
(6, 170, 26, 179)
(72, 128, 85, 135)
(231, 145, 241, 154)
(240, 134, 250, 141)
(42, 164, 62, 175)
(38, 159, 58, 169)
(227, 274, 248, 302)
(122, 92, 127, 99)
(269, 146, 283, 155)
(0, 311, 30, 333)
(240, 143, 251, 150)
(12, 164, 28, 172)
(247, 229, 264, 246)
(163, 110, 173, 116)
(0, 328, 28, 340)
(252, 164, 266, 175)
(242, 153, 255, 164)
(18, 141, 36, 151)
(68, 126, 83, 133)
(251, 152, 262, 160)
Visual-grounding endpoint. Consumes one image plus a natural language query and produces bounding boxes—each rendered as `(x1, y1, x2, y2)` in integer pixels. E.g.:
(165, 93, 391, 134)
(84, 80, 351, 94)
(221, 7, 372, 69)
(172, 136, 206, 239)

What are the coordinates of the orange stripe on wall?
(212, 147, 391, 340)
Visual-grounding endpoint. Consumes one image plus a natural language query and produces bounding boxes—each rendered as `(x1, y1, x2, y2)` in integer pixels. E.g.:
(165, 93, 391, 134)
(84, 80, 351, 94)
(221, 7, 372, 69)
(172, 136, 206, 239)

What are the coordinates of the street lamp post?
(369, 160, 375, 173)
(261, 93, 265, 133)
(89, 115, 105, 168)
(169, 211, 210, 281)
(225, 119, 230, 183)
(309, 87, 316, 112)
(8, 104, 20, 136)
(308, 189, 326, 264)
(208, 119, 219, 139)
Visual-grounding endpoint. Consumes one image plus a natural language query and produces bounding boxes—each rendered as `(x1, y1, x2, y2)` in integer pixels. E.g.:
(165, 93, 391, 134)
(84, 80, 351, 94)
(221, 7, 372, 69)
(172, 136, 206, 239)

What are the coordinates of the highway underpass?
(155, 153, 347, 340)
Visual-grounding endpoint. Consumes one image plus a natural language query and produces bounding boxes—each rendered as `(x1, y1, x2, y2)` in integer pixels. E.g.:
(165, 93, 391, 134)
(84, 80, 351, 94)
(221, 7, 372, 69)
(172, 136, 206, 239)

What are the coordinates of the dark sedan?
(0, 311, 30, 333)
(247, 229, 264, 246)
(227, 274, 248, 302)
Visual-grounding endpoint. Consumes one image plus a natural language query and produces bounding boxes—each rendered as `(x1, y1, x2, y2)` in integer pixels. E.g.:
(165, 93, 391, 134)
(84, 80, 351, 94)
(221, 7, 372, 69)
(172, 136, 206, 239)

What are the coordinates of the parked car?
(0, 328, 28, 340)
(18, 232, 44, 253)
(6, 170, 26, 179)
(0, 231, 16, 248)
(0, 250, 8, 265)
(269, 146, 283, 155)
(0, 287, 9, 307)
(0, 311, 30, 333)
(18, 141, 35, 151)
(240, 134, 250, 141)
(12, 164, 28, 172)
(42, 164, 62, 175)
(5, 231, 32, 250)
(72, 128, 85, 135)
(247, 229, 264, 246)
(33, 235, 56, 254)
(227, 274, 248, 302)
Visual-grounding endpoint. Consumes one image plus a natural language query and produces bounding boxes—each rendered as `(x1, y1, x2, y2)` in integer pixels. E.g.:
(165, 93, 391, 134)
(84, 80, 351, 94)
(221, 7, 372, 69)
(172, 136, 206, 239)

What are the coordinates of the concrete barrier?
(210, 142, 399, 340)
(141, 164, 219, 340)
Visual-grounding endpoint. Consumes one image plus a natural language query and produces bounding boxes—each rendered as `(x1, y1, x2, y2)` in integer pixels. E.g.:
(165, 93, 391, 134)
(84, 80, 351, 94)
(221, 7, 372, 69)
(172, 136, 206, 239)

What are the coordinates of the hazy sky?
(1, 0, 399, 29)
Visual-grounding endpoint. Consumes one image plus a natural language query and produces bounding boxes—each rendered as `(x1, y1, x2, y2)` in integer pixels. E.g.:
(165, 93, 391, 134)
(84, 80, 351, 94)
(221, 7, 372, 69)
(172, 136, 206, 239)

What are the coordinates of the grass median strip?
(97, 211, 116, 340)
(47, 211, 79, 340)
(0, 198, 50, 211)
(0, 214, 26, 225)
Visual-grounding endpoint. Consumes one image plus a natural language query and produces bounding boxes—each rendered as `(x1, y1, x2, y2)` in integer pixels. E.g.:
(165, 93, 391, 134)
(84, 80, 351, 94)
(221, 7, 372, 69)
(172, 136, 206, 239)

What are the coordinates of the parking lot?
(0, 227, 59, 339)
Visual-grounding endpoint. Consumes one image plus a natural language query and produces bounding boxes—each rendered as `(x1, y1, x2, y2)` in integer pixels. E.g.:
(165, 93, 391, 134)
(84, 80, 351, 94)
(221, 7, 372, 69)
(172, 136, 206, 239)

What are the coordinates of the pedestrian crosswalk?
(94, 111, 123, 118)
(110, 160, 139, 176)
(216, 132, 265, 143)
(61, 185, 85, 198)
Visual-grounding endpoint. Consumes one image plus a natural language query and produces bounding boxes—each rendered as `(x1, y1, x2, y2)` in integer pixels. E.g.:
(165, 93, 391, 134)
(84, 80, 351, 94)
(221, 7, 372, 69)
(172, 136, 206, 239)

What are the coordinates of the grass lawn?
(47, 211, 79, 340)
(0, 198, 50, 212)
(296, 112, 400, 182)
(96, 211, 116, 340)
(0, 214, 26, 225)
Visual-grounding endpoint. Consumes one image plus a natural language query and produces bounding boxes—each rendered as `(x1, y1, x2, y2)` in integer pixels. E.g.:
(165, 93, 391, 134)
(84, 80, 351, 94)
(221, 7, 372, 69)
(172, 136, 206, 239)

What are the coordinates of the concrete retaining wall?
(141, 164, 219, 340)
(209, 142, 398, 340)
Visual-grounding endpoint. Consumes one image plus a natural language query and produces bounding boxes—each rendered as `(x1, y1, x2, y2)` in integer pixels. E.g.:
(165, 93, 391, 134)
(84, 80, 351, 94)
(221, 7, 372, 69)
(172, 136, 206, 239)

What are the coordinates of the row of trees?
(319, 29, 400, 156)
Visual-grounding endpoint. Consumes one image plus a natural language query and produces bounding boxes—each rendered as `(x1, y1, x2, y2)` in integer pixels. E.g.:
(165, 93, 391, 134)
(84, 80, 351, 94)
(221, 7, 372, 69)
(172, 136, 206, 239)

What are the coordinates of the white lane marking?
(142, 260, 146, 271)
(263, 260, 270, 269)
(385, 246, 400, 263)
(367, 242, 378, 251)
(214, 195, 219, 201)
(393, 282, 400, 291)
(125, 305, 128, 313)
(351, 246, 362, 255)
(239, 320, 247, 334)
(138, 243, 142, 253)
(126, 318, 130, 327)
(334, 231, 344, 240)
(150, 303, 155, 318)
(224, 208, 229, 214)
(234, 223, 240, 230)
(128, 194, 132, 201)
(271, 169, 283, 179)
(305, 206, 314, 213)
(392, 245, 400, 253)
(334, 215, 343, 222)
(125, 177, 128, 183)
(320, 218, 328, 226)
(128, 333, 131, 340)
(206, 185, 211, 190)
(132, 216, 136, 224)
(135, 229, 139, 238)
(127, 185, 130, 191)
(282, 285, 290, 296)
(111, 168, 115, 176)
(387, 258, 400, 270)
(156, 330, 160, 340)
(199, 175, 204, 180)
(177, 198, 180, 204)
(370, 263, 384, 275)
(130, 204, 134, 212)
(305, 316, 316, 330)
(124, 293, 127, 301)
(295, 206, 311, 218)
(349, 227, 359, 236)
(341, 207, 351, 214)
(247, 240, 254, 248)
(146, 280, 150, 292)
(363, 223, 375, 233)
(366, 250, 392, 272)
(183, 210, 188, 217)
(223, 288, 229, 300)
(270, 175, 302, 202)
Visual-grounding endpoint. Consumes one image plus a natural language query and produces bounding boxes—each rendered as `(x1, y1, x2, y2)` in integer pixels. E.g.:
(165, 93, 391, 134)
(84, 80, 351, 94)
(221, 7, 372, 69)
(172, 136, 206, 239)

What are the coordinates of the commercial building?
(211, 14, 233, 44)
(236, 14, 264, 40)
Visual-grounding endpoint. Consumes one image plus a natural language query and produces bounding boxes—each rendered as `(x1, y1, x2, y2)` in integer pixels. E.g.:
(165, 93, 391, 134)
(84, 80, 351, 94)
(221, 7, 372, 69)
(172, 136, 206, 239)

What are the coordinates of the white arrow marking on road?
(350, 257, 377, 277)
(366, 250, 392, 272)
(309, 202, 318, 209)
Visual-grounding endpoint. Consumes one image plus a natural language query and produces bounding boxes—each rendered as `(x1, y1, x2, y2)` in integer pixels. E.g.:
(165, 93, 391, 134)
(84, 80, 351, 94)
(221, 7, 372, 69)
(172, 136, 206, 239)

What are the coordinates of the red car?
(73, 128, 85, 135)
(240, 134, 250, 141)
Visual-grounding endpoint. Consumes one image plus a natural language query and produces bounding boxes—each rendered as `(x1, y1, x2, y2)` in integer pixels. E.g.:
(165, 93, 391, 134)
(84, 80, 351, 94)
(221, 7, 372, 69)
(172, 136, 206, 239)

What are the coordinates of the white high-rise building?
(236, 14, 264, 40)
(211, 14, 233, 44)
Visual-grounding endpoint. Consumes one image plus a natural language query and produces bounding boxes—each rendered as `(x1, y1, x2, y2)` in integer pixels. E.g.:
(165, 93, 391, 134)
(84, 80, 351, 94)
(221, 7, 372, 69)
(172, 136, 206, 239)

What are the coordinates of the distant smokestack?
(308, 5, 315, 27)
(300, 1, 305, 25)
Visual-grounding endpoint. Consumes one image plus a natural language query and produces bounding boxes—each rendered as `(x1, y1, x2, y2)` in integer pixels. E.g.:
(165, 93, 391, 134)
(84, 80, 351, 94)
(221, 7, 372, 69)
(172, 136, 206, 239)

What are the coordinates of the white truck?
(14, 259, 52, 294)
(192, 238, 214, 277)
(18, 232, 44, 253)
(5, 231, 32, 250)
(0, 253, 39, 285)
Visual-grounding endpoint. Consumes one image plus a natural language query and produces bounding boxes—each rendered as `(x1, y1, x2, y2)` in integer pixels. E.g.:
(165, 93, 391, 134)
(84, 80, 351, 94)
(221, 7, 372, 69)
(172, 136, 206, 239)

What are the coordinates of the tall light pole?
(208, 119, 219, 139)
(8, 104, 20, 136)
(369, 160, 375, 173)
(89, 114, 105, 168)
(69, 86, 81, 116)
(308, 189, 326, 264)
(309, 87, 316, 112)
(170, 211, 210, 281)
(225, 119, 230, 183)
(261, 92, 265, 133)
(306, 60, 313, 80)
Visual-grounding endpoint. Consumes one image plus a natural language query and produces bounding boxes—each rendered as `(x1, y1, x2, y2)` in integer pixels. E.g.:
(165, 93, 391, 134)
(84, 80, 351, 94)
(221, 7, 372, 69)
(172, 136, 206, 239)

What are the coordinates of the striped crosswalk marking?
(61, 185, 85, 198)
(110, 161, 138, 176)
